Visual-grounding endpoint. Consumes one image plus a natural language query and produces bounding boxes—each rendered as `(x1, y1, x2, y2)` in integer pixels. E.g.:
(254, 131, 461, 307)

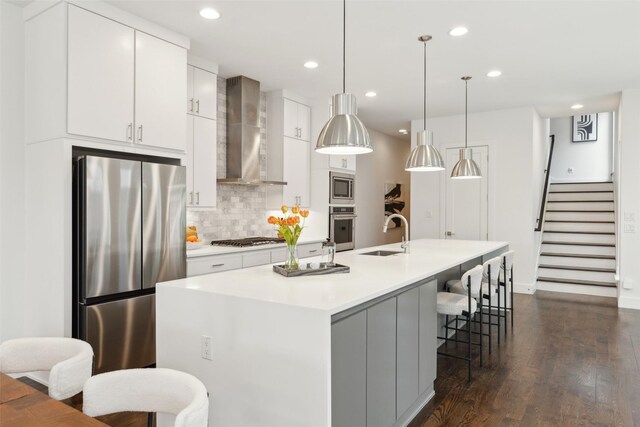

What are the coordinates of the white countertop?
(186, 237, 326, 258)
(162, 239, 508, 314)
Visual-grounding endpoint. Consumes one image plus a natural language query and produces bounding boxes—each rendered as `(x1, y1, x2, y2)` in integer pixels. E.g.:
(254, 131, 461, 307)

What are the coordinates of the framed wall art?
(572, 114, 598, 142)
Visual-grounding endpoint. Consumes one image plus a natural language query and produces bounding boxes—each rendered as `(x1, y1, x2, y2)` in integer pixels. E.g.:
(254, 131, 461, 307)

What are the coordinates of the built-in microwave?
(330, 172, 355, 205)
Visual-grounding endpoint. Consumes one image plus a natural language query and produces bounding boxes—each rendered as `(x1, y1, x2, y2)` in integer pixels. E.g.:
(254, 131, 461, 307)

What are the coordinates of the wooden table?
(0, 373, 106, 426)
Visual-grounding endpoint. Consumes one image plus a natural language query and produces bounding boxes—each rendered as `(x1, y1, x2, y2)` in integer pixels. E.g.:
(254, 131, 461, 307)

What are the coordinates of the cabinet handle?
(196, 99, 200, 114)
(137, 125, 143, 142)
(298, 127, 302, 138)
(211, 263, 225, 268)
(189, 192, 194, 205)
(342, 158, 347, 168)
(196, 192, 200, 205)
(127, 123, 133, 141)
(308, 249, 318, 253)
(189, 98, 194, 112)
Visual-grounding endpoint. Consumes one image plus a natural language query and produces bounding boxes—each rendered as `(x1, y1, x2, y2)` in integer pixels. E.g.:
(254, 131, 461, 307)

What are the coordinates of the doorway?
(445, 146, 489, 240)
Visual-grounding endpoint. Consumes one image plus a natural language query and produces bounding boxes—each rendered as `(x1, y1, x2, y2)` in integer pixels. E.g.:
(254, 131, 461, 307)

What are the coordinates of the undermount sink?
(360, 250, 403, 257)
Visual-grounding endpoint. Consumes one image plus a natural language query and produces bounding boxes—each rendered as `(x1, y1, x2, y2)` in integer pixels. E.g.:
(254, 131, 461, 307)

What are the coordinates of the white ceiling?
(105, 0, 640, 139)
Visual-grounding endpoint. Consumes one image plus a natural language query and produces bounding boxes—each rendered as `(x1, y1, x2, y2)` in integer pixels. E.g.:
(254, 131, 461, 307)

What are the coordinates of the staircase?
(536, 181, 617, 297)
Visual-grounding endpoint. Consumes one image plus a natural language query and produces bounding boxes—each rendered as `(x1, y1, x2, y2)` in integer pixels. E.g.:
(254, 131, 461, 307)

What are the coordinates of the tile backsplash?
(186, 76, 275, 240)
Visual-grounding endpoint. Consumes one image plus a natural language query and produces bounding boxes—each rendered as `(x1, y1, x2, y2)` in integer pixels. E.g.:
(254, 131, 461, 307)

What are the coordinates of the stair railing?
(535, 135, 555, 231)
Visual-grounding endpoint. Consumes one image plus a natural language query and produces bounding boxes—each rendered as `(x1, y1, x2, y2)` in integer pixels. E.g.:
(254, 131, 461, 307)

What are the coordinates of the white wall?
(0, 1, 26, 341)
(410, 107, 539, 292)
(549, 112, 613, 182)
(617, 86, 640, 309)
(355, 129, 411, 249)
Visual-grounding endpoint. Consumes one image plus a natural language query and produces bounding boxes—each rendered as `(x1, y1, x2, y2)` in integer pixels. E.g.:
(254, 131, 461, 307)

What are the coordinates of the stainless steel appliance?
(73, 154, 186, 374)
(211, 237, 285, 247)
(330, 171, 355, 205)
(329, 206, 356, 252)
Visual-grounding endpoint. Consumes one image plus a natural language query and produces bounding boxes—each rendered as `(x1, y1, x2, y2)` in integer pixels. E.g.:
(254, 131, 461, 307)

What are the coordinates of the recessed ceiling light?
(399, 129, 408, 134)
(365, 91, 377, 97)
(571, 104, 584, 110)
(303, 61, 318, 69)
(199, 8, 220, 20)
(487, 70, 502, 78)
(449, 27, 468, 37)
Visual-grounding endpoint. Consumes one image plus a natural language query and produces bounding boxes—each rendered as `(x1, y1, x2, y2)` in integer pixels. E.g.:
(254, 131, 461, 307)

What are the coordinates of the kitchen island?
(156, 239, 508, 427)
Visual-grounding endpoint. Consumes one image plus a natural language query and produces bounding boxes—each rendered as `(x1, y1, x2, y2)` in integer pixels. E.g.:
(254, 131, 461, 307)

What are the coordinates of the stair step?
(545, 220, 614, 223)
(538, 266, 615, 283)
(538, 264, 615, 273)
(546, 201, 614, 211)
(543, 230, 614, 235)
(541, 232, 615, 244)
(549, 190, 613, 194)
(539, 255, 615, 269)
(543, 222, 615, 233)
(540, 252, 615, 259)
(542, 241, 615, 247)
(545, 211, 614, 222)
(536, 276, 616, 288)
(541, 243, 616, 256)
(550, 182, 614, 193)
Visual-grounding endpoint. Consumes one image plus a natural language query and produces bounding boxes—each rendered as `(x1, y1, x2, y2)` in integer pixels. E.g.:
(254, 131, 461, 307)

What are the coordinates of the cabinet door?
(186, 115, 195, 206)
(67, 5, 134, 142)
(192, 117, 217, 207)
(397, 287, 420, 418)
(332, 311, 367, 427)
(135, 31, 187, 151)
(419, 279, 437, 395)
(297, 103, 311, 142)
(193, 67, 217, 120)
(187, 65, 195, 114)
(329, 155, 356, 172)
(367, 298, 397, 427)
(283, 98, 299, 139)
(282, 137, 309, 207)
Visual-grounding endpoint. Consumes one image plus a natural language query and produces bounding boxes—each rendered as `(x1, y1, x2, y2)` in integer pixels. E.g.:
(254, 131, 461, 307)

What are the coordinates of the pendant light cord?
(342, 0, 346, 94)
(464, 79, 468, 148)
(423, 41, 427, 131)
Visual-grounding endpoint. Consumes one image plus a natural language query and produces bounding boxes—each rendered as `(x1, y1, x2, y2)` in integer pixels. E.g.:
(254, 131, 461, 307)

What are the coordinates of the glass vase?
(284, 242, 299, 271)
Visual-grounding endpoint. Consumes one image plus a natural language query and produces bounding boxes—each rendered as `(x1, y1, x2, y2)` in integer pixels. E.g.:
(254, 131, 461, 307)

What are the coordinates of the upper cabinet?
(27, 3, 188, 153)
(329, 155, 356, 173)
(283, 98, 311, 142)
(187, 66, 217, 120)
(266, 91, 312, 208)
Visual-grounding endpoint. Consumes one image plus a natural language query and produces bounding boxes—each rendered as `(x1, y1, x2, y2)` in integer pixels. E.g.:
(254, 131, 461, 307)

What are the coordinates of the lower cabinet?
(331, 278, 437, 427)
(186, 242, 324, 277)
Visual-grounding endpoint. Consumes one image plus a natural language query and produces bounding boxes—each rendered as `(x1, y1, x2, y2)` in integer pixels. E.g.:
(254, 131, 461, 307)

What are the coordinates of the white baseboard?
(618, 295, 640, 310)
(514, 281, 536, 294)
(536, 281, 617, 298)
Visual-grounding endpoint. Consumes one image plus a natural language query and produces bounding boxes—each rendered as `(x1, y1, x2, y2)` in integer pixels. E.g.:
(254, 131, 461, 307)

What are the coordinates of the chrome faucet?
(383, 214, 410, 253)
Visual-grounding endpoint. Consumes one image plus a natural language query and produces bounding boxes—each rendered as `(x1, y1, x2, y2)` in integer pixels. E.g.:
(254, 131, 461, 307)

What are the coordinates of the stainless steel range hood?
(217, 76, 286, 186)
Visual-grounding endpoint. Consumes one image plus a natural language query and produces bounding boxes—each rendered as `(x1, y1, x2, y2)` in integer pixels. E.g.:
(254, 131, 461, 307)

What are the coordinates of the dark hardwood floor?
(20, 291, 640, 426)
(410, 291, 640, 426)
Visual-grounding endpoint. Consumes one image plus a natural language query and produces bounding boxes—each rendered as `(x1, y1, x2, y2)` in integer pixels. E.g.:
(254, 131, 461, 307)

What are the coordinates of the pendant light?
(315, 0, 372, 155)
(405, 35, 445, 172)
(450, 76, 482, 179)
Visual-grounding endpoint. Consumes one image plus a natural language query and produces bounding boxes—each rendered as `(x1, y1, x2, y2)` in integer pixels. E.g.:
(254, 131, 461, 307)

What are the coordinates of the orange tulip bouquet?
(267, 205, 310, 271)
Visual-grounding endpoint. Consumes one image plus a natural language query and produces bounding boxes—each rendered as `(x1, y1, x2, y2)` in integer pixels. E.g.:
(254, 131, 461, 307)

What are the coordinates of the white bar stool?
(437, 265, 483, 381)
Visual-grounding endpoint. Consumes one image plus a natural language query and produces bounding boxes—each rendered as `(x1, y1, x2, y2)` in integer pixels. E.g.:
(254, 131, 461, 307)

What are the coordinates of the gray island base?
(156, 239, 508, 427)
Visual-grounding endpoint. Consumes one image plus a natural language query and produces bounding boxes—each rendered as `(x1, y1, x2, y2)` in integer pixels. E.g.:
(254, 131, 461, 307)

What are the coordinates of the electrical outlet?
(624, 212, 635, 222)
(624, 224, 636, 233)
(201, 335, 213, 360)
(425, 210, 433, 219)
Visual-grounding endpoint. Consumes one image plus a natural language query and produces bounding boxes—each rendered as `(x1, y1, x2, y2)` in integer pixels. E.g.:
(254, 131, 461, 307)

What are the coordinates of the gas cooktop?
(210, 237, 285, 247)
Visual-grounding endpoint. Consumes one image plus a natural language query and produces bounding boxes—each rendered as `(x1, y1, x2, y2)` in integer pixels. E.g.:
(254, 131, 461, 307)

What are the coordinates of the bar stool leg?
(511, 266, 514, 329)
(445, 314, 449, 347)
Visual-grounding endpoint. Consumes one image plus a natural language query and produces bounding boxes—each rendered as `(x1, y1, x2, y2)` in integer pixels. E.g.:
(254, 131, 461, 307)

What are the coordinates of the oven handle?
(331, 214, 357, 219)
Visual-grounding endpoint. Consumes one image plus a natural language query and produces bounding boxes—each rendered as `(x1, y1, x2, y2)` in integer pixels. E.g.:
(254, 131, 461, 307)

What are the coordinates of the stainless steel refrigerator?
(73, 154, 186, 374)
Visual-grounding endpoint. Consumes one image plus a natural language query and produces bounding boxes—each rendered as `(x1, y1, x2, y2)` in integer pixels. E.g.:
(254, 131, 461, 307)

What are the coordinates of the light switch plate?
(624, 224, 636, 233)
(623, 279, 633, 290)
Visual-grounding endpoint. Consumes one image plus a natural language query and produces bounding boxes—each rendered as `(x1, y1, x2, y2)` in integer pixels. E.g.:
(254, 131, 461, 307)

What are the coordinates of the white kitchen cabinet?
(297, 242, 322, 258)
(242, 251, 272, 268)
(26, 3, 188, 154)
(186, 115, 217, 207)
(282, 137, 310, 207)
(187, 253, 243, 277)
(266, 91, 312, 208)
(283, 98, 311, 142)
(67, 5, 134, 143)
(187, 65, 217, 120)
(329, 154, 356, 172)
(135, 31, 187, 151)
